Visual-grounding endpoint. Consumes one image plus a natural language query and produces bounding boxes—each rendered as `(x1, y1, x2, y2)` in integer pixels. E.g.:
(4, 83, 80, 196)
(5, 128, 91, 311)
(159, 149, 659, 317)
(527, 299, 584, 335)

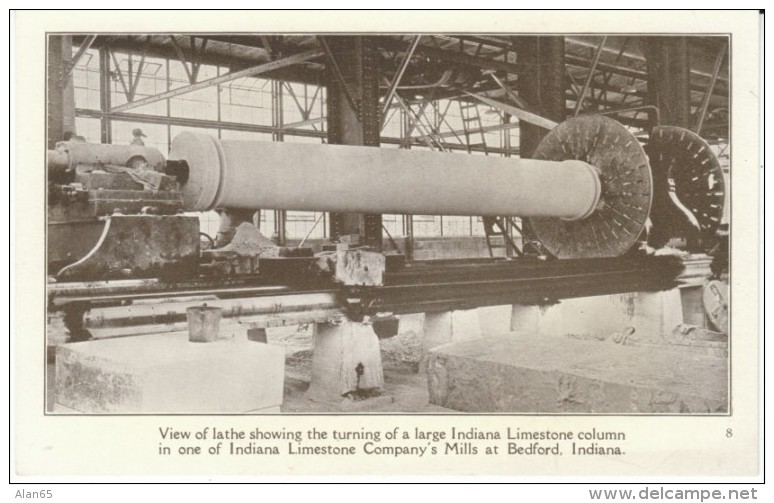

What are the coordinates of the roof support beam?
(573, 36, 607, 117)
(694, 43, 727, 135)
(63, 34, 96, 80)
(378, 37, 522, 76)
(109, 48, 323, 113)
(77, 108, 325, 138)
(412, 120, 520, 142)
(466, 93, 558, 130)
(380, 35, 421, 128)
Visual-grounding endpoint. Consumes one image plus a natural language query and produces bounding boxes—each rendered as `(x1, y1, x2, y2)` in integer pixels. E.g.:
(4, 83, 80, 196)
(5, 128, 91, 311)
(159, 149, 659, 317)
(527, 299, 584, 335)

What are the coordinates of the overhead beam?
(566, 53, 728, 98)
(566, 35, 730, 83)
(81, 36, 274, 73)
(381, 35, 422, 127)
(84, 35, 326, 87)
(465, 93, 558, 130)
(573, 36, 607, 117)
(411, 120, 520, 142)
(110, 49, 324, 113)
(76, 108, 325, 139)
(378, 37, 523, 76)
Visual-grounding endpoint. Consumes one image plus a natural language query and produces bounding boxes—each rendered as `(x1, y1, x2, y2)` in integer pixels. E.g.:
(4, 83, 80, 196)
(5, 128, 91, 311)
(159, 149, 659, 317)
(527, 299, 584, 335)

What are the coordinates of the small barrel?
(186, 305, 223, 343)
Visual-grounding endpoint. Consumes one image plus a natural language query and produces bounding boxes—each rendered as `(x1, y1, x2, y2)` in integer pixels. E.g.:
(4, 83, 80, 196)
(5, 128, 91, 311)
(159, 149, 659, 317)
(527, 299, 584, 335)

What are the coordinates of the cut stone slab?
(55, 332, 285, 414)
(427, 333, 727, 414)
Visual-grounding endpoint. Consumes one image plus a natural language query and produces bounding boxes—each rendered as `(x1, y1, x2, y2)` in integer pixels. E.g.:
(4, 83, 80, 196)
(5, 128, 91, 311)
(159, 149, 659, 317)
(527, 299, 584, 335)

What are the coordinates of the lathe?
(47, 115, 725, 341)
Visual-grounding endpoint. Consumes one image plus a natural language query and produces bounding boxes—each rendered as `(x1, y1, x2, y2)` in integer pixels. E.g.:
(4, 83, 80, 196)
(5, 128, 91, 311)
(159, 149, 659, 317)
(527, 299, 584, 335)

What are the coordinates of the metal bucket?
(186, 305, 223, 343)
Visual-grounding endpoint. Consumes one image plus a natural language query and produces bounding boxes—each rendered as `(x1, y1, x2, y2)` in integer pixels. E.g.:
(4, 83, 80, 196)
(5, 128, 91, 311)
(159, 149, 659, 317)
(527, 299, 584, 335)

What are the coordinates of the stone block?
(308, 321, 384, 401)
(477, 305, 512, 336)
(680, 285, 707, 327)
(513, 290, 684, 342)
(334, 250, 385, 286)
(55, 332, 285, 413)
(510, 304, 542, 333)
(423, 310, 482, 352)
(421, 310, 482, 371)
(427, 333, 727, 413)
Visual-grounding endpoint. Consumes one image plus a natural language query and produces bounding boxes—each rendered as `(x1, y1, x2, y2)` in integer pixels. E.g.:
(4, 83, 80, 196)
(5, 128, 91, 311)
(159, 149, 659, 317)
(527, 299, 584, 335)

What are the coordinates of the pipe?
(83, 292, 341, 329)
(169, 132, 602, 221)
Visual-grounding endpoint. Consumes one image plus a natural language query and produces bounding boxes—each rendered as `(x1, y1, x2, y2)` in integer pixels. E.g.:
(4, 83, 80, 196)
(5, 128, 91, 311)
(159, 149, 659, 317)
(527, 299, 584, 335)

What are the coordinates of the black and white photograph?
(12, 10, 762, 481)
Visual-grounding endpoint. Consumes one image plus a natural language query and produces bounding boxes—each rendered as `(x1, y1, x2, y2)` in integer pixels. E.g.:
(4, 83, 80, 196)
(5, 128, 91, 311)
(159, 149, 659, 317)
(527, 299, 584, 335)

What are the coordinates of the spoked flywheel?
(525, 116, 653, 259)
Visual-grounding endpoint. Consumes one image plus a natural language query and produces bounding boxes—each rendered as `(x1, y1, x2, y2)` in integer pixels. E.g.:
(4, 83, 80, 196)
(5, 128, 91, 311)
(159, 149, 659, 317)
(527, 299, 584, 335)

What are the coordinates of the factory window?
(443, 216, 474, 237)
(255, 210, 277, 237)
(382, 214, 405, 238)
(285, 211, 326, 240)
(168, 60, 219, 122)
(381, 106, 402, 139)
(219, 76, 273, 126)
(412, 215, 441, 237)
(71, 48, 100, 112)
(195, 211, 222, 239)
(282, 82, 325, 128)
(73, 118, 101, 144)
(110, 54, 168, 117)
(471, 217, 486, 236)
(113, 122, 168, 152)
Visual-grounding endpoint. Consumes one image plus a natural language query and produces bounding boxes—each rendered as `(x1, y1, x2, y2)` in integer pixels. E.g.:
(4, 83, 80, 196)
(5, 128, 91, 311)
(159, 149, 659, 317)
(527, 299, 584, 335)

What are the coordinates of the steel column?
(98, 47, 112, 144)
(271, 79, 287, 245)
(47, 35, 77, 148)
(644, 37, 691, 128)
(513, 36, 567, 158)
(325, 36, 382, 249)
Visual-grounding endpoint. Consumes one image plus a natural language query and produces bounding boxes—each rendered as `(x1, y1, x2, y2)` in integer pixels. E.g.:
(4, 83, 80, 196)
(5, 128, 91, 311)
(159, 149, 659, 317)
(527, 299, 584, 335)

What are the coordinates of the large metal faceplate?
(646, 126, 725, 247)
(526, 116, 653, 259)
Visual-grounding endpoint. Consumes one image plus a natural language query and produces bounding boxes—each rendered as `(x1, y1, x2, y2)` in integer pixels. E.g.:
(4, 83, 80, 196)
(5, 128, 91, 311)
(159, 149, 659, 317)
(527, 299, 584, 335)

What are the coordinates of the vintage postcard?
(12, 10, 762, 482)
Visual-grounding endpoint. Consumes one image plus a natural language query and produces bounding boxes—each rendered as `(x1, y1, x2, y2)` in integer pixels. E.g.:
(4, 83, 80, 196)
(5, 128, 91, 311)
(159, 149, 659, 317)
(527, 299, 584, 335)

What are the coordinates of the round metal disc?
(525, 116, 652, 259)
(645, 126, 725, 248)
